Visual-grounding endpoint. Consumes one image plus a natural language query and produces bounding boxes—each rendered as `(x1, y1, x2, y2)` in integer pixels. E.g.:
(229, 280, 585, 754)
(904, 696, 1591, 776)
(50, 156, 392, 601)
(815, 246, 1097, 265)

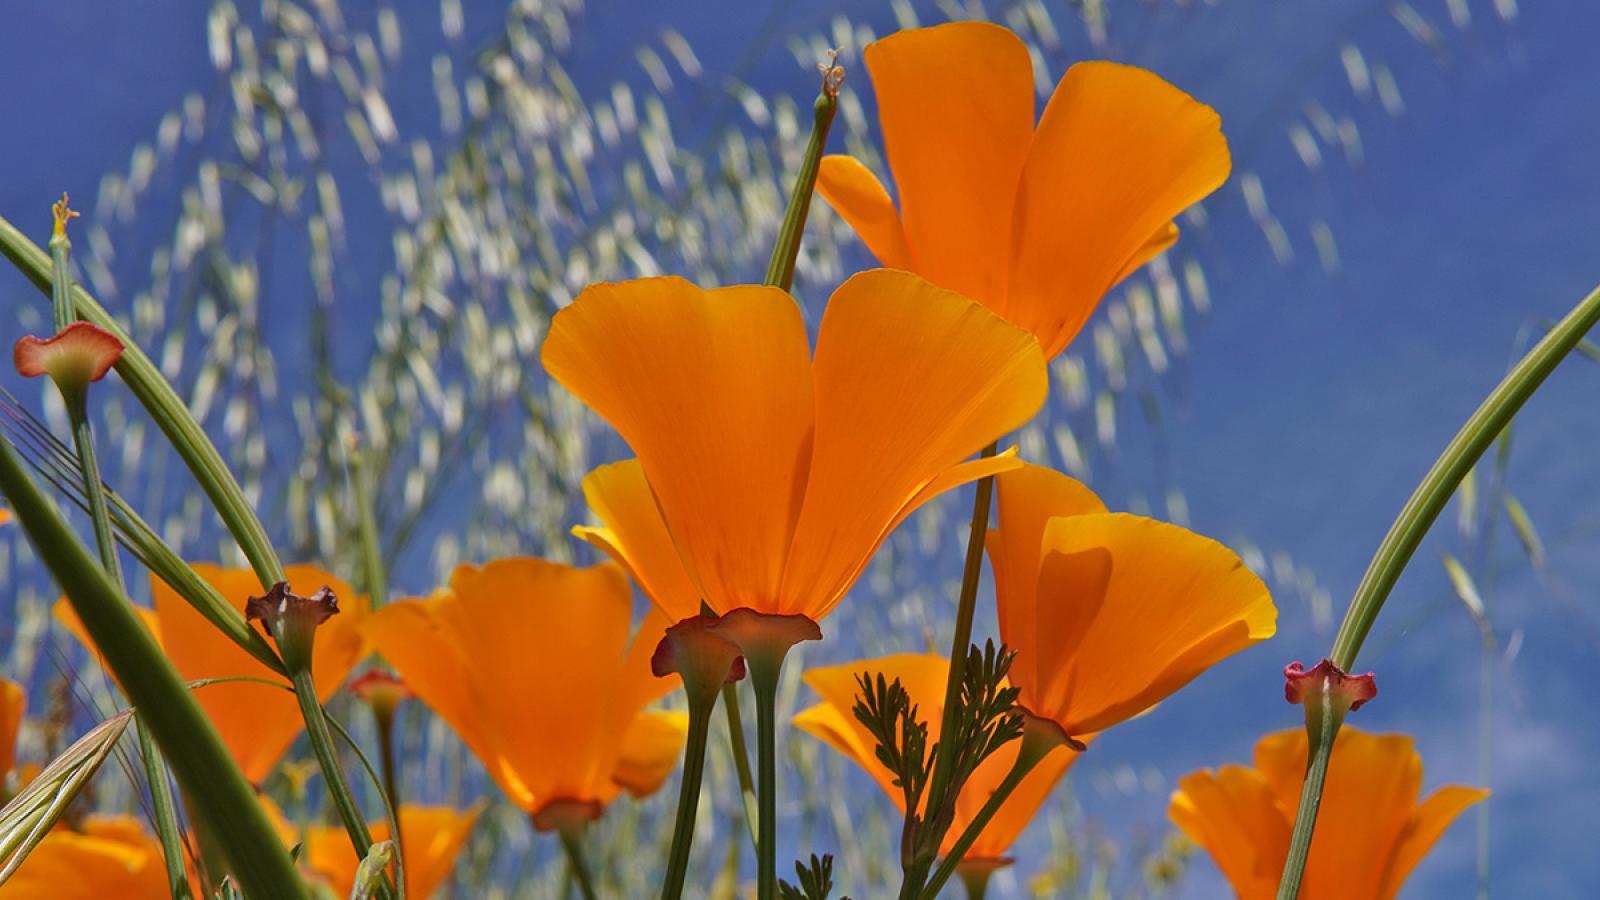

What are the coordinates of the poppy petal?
(1007, 62, 1230, 359)
(542, 277, 814, 613)
(1169, 766, 1290, 899)
(574, 459, 704, 621)
(612, 709, 689, 797)
(0, 678, 24, 781)
(864, 21, 1036, 303)
(1110, 222, 1180, 288)
(815, 155, 914, 270)
(1379, 785, 1489, 897)
(778, 270, 1046, 618)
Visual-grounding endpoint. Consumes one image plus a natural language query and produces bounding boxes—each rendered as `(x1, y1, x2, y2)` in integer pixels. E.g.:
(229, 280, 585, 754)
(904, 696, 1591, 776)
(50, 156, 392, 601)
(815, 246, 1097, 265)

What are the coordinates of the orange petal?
(1110, 222, 1180, 288)
(988, 463, 1107, 698)
(1379, 784, 1489, 897)
(864, 22, 1036, 303)
(0, 814, 167, 899)
(612, 709, 689, 797)
(0, 677, 24, 781)
(301, 804, 481, 899)
(777, 270, 1046, 619)
(957, 741, 1075, 860)
(1007, 62, 1231, 358)
(13, 322, 124, 384)
(815, 155, 914, 270)
(574, 459, 704, 621)
(542, 277, 814, 613)
(1168, 765, 1290, 899)
(1013, 513, 1274, 736)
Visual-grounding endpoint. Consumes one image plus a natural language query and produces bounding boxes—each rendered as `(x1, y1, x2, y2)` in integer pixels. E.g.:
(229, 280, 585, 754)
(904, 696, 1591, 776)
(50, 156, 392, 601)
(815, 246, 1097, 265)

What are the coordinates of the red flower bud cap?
(349, 670, 412, 712)
(1284, 658, 1377, 714)
(651, 613, 747, 695)
(14, 322, 124, 387)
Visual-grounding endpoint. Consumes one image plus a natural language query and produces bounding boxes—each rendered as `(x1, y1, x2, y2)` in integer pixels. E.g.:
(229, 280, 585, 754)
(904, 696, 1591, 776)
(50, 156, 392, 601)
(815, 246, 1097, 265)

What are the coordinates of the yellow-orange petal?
(1006, 62, 1231, 359)
(864, 22, 1036, 304)
(542, 277, 814, 613)
(1110, 222, 1180, 288)
(1379, 785, 1489, 897)
(0, 814, 168, 899)
(574, 459, 704, 621)
(1168, 765, 1289, 900)
(777, 270, 1047, 619)
(301, 804, 481, 899)
(988, 463, 1108, 697)
(1012, 513, 1274, 736)
(0, 678, 24, 781)
(959, 741, 1075, 860)
(815, 155, 914, 270)
(612, 709, 689, 798)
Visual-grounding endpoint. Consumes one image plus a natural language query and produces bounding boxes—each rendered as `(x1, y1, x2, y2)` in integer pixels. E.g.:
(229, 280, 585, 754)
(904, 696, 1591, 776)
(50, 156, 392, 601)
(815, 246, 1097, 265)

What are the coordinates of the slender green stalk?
(660, 693, 716, 900)
(749, 654, 784, 900)
(958, 867, 991, 900)
(1476, 627, 1494, 900)
(763, 55, 841, 292)
(921, 441, 1000, 864)
(375, 707, 402, 837)
(1275, 281, 1600, 899)
(558, 826, 600, 900)
(290, 669, 392, 900)
(0, 441, 305, 897)
(0, 212, 285, 589)
(721, 680, 759, 848)
(347, 433, 388, 606)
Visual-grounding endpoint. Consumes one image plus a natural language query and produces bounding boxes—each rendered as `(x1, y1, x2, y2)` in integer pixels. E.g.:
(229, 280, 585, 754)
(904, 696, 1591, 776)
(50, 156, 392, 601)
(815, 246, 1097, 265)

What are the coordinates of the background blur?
(2, 0, 1598, 896)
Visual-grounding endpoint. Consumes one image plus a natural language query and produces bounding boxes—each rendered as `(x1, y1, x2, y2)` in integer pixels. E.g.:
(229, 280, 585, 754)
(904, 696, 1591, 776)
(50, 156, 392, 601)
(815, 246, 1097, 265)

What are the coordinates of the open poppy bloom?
(0, 677, 23, 787)
(1170, 727, 1488, 898)
(0, 815, 168, 899)
(55, 564, 369, 783)
(364, 557, 687, 830)
(817, 21, 1231, 360)
(297, 804, 481, 898)
(988, 463, 1275, 742)
(545, 269, 1047, 627)
(794, 653, 1079, 863)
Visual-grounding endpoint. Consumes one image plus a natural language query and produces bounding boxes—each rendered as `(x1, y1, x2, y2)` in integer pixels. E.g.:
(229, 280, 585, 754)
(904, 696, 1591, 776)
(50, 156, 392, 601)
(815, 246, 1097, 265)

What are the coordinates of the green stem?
(1275, 699, 1341, 900)
(958, 867, 991, 900)
(558, 825, 600, 900)
(919, 725, 1052, 900)
(721, 680, 760, 849)
(0, 212, 286, 589)
(375, 706, 402, 838)
(749, 653, 785, 900)
(348, 434, 388, 607)
(290, 669, 392, 900)
(922, 441, 999, 861)
(0, 440, 306, 897)
(1275, 280, 1600, 899)
(763, 70, 839, 292)
(660, 690, 717, 900)
(133, 721, 194, 900)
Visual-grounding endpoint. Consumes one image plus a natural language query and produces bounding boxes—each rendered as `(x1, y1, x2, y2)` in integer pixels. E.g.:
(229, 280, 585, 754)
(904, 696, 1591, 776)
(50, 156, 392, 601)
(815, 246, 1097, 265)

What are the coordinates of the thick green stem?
(763, 70, 839, 292)
(749, 654, 783, 900)
(919, 724, 1053, 900)
(0, 212, 286, 589)
(958, 867, 991, 900)
(375, 706, 402, 840)
(923, 442, 999, 851)
(0, 440, 306, 897)
(660, 691, 717, 900)
(290, 668, 392, 900)
(1275, 281, 1600, 899)
(558, 825, 600, 900)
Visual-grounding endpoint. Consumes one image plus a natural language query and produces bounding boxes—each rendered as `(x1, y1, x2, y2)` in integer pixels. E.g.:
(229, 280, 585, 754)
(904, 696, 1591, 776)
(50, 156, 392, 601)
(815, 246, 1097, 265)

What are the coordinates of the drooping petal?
(1378, 785, 1489, 897)
(612, 710, 689, 797)
(13, 322, 125, 385)
(1012, 513, 1274, 736)
(864, 22, 1036, 304)
(988, 463, 1107, 698)
(542, 277, 815, 613)
(815, 155, 914, 270)
(778, 270, 1047, 619)
(1168, 766, 1290, 900)
(0, 678, 24, 781)
(1007, 62, 1231, 359)
(574, 459, 704, 621)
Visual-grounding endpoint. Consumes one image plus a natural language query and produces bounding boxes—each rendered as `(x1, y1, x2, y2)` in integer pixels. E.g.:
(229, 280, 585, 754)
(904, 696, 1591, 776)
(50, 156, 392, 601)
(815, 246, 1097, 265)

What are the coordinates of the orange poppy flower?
(55, 564, 369, 783)
(1170, 727, 1488, 899)
(794, 653, 1078, 862)
(297, 804, 481, 899)
(545, 269, 1047, 626)
(364, 557, 687, 829)
(988, 463, 1275, 740)
(0, 815, 168, 899)
(817, 21, 1231, 360)
(0, 677, 24, 783)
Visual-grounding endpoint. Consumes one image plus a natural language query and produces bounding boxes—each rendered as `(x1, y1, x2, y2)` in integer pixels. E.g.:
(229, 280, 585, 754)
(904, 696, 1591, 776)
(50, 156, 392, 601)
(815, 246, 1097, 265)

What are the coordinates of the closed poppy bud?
(1284, 658, 1377, 714)
(349, 670, 411, 721)
(247, 582, 340, 674)
(14, 321, 124, 392)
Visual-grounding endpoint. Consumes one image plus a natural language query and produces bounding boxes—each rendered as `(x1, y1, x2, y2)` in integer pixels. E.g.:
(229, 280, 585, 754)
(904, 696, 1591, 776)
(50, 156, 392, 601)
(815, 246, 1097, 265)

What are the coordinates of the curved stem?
(1274, 698, 1340, 900)
(749, 655, 783, 900)
(763, 80, 838, 291)
(721, 680, 760, 849)
(919, 725, 1052, 900)
(291, 669, 392, 900)
(558, 825, 600, 900)
(660, 691, 716, 900)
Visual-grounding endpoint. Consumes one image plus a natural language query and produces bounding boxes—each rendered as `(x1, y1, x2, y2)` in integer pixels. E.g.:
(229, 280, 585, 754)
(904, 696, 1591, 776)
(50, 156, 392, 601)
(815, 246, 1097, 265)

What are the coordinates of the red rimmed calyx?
(707, 607, 821, 684)
(349, 670, 412, 720)
(246, 582, 340, 674)
(14, 322, 124, 397)
(531, 797, 604, 834)
(652, 613, 746, 704)
(1285, 657, 1377, 734)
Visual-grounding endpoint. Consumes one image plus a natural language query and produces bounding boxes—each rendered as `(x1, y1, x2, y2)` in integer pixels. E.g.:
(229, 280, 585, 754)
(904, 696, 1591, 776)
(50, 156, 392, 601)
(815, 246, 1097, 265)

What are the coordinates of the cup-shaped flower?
(364, 557, 688, 829)
(0, 677, 23, 785)
(298, 804, 482, 899)
(55, 564, 369, 783)
(816, 22, 1230, 360)
(546, 269, 1047, 626)
(794, 653, 1079, 862)
(13, 322, 124, 390)
(0, 814, 168, 899)
(1170, 727, 1487, 899)
(349, 669, 413, 719)
(988, 463, 1275, 742)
